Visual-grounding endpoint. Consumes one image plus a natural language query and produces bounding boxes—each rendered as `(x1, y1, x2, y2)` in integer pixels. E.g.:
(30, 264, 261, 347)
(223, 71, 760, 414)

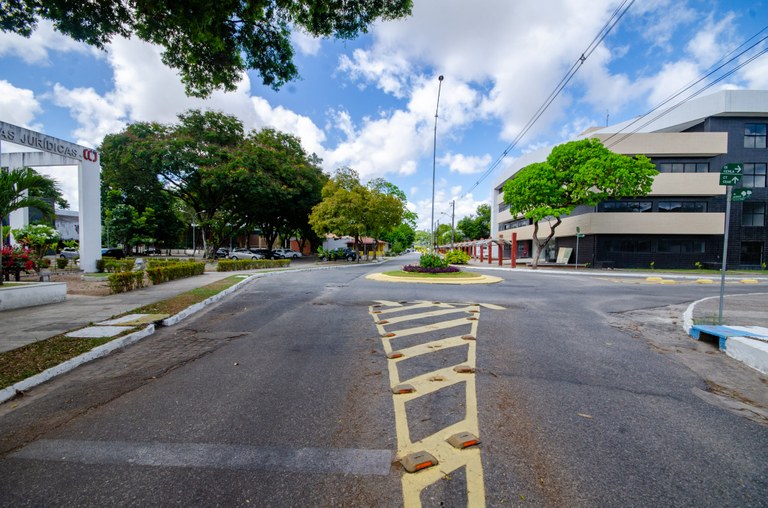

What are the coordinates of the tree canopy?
(99, 110, 326, 255)
(503, 138, 657, 267)
(2, 0, 413, 97)
(456, 203, 491, 240)
(309, 167, 409, 258)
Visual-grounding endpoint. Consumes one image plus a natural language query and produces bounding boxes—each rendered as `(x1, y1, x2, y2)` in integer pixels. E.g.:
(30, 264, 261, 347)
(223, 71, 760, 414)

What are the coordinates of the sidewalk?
(0, 271, 236, 353)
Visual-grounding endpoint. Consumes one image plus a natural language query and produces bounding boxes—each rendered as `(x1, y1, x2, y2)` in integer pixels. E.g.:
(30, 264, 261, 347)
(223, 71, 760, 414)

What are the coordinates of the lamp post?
(430, 75, 444, 254)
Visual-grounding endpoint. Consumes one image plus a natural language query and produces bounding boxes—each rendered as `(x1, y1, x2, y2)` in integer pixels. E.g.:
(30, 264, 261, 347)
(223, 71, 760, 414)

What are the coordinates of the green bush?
(444, 249, 470, 265)
(104, 259, 135, 273)
(107, 271, 145, 294)
(95, 258, 106, 273)
(146, 258, 187, 268)
(420, 253, 447, 269)
(55, 258, 69, 270)
(217, 259, 291, 271)
(146, 261, 205, 285)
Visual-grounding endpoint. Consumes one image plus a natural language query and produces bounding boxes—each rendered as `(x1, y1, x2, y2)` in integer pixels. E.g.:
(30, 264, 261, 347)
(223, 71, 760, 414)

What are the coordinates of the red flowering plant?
(1, 245, 35, 282)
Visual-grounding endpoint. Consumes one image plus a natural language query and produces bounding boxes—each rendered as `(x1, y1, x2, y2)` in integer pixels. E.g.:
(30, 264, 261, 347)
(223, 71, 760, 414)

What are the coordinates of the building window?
(499, 217, 530, 231)
(604, 239, 650, 253)
(657, 239, 705, 253)
(656, 162, 709, 173)
(598, 201, 652, 212)
(744, 123, 767, 148)
(498, 202, 510, 213)
(658, 201, 707, 212)
(741, 163, 767, 188)
(742, 202, 765, 226)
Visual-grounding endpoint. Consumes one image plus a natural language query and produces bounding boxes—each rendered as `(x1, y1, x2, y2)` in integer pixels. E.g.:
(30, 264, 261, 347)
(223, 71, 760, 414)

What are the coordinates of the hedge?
(105, 258, 135, 273)
(146, 258, 193, 268)
(108, 271, 146, 294)
(217, 259, 290, 272)
(146, 261, 205, 285)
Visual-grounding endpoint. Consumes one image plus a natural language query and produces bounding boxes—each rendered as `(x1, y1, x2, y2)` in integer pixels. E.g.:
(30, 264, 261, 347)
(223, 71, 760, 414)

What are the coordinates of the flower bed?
(402, 264, 461, 274)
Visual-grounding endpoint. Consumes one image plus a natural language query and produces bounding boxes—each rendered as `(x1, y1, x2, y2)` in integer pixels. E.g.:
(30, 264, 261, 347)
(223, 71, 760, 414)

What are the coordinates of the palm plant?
(0, 167, 57, 285)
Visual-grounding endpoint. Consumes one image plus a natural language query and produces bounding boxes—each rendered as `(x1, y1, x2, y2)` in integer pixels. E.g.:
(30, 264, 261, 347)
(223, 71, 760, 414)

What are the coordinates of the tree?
(309, 167, 369, 256)
(456, 203, 491, 240)
(503, 138, 657, 268)
(0, 167, 60, 284)
(2, 0, 413, 97)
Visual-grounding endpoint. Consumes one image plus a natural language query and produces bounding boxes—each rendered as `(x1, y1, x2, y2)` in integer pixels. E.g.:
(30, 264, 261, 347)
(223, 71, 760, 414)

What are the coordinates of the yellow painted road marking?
(371, 300, 502, 507)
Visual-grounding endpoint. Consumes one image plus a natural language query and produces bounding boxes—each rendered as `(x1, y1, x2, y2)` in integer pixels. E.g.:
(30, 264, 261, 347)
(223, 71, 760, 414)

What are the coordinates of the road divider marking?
(370, 300, 502, 507)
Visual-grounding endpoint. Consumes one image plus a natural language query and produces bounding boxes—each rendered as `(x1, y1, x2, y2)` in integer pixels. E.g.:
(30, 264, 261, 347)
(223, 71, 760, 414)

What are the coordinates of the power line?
(446, 0, 636, 210)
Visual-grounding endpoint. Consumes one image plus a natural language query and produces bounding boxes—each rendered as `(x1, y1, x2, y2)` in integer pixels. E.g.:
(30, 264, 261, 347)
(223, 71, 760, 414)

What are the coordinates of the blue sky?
(1, 0, 767, 231)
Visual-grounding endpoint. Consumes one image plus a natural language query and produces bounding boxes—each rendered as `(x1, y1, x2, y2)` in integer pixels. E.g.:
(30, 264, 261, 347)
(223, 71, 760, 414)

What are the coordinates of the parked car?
(101, 247, 125, 259)
(59, 247, 79, 259)
(143, 247, 162, 255)
(214, 248, 229, 259)
(273, 248, 302, 259)
(321, 247, 357, 261)
(229, 248, 263, 260)
(249, 248, 276, 259)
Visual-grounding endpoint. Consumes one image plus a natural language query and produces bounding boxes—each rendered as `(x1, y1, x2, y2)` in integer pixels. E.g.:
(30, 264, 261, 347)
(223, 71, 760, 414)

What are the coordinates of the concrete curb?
(0, 262, 386, 404)
(0, 325, 155, 404)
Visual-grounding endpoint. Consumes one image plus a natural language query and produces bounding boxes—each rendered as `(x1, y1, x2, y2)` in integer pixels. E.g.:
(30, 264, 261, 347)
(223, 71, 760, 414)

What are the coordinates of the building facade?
(492, 90, 768, 269)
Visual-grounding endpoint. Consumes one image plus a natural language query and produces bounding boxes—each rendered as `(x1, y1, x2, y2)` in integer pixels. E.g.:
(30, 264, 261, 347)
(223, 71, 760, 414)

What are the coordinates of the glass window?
(658, 239, 706, 253)
(741, 163, 767, 188)
(742, 202, 765, 226)
(655, 162, 709, 173)
(658, 201, 707, 212)
(598, 201, 651, 212)
(744, 123, 767, 148)
(604, 239, 650, 252)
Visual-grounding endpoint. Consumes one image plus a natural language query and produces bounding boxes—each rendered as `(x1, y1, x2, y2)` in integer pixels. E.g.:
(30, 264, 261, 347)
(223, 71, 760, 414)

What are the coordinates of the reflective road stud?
(392, 384, 416, 394)
(447, 432, 481, 449)
(401, 451, 439, 473)
(387, 351, 404, 359)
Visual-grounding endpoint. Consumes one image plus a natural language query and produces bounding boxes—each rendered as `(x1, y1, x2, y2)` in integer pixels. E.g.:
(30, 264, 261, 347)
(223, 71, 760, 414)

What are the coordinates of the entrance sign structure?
(1, 121, 101, 272)
(717, 163, 743, 324)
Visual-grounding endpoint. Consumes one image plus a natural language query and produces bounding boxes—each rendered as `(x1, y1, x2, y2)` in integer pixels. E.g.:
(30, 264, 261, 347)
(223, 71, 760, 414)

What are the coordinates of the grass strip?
(0, 275, 245, 390)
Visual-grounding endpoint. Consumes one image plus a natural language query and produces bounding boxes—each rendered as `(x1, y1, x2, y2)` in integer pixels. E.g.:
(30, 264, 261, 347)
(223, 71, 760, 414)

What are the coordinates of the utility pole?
(450, 200, 455, 250)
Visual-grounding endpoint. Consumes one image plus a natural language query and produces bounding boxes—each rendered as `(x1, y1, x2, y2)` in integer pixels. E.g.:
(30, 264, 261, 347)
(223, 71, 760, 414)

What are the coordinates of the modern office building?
(492, 89, 768, 269)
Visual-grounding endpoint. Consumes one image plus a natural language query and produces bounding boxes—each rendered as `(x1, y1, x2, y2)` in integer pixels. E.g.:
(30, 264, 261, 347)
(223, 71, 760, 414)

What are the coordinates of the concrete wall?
(0, 282, 67, 311)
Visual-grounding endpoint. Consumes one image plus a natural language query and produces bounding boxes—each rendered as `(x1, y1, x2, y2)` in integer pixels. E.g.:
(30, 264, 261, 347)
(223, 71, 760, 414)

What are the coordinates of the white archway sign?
(1, 121, 101, 272)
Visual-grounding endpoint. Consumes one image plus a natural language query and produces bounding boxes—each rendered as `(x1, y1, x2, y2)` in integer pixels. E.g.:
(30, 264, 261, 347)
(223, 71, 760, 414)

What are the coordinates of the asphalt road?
(1, 255, 766, 507)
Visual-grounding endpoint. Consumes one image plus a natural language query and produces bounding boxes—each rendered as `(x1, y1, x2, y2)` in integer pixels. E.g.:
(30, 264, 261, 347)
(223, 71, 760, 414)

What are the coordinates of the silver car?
(273, 248, 302, 259)
(59, 247, 79, 259)
(229, 248, 264, 260)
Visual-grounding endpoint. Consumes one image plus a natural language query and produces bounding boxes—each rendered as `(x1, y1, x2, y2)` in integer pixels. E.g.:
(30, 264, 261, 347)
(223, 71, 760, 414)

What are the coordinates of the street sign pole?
(718, 186, 732, 325)
(575, 226, 580, 270)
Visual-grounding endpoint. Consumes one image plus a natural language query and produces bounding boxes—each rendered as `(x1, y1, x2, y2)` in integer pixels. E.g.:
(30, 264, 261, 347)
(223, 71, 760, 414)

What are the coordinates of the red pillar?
(479, 243, 484, 262)
(488, 239, 493, 264)
(498, 236, 503, 267)
(511, 232, 517, 268)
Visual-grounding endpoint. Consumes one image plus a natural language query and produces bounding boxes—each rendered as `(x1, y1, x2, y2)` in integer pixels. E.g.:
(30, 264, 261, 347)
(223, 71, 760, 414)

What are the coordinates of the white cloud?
(0, 81, 43, 128)
(0, 21, 101, 65)
(439, 152, 492, 175)
(292, 29, 323, 56)
(50, 84, 127, 147)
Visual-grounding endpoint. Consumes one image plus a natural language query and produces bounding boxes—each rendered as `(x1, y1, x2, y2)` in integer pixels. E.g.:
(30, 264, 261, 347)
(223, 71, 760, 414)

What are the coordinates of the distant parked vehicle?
(249, 248, 276, 259)
(214, 248, 229, 259)
(321, 248, 357, 262)
(273, 248, 302, 259)
(143, 247, 161, 255)
(59, 247, 79, 259)
(101, 248, 125, 259)
(229, 248, 263, 260)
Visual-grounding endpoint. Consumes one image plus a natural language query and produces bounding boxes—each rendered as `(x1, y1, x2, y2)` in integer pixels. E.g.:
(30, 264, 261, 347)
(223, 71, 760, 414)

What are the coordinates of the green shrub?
(107, 271, 145, 294)
(104, 259, 135, 273)
(420, 253, 447, 269)
(146, 258, 184, 268)
(217, 259, 291, 271)
(56, 258, 69, 270)
(445, 250, 470, 265)
(146, 261, 205, 285)
(95, 258, 106, 273)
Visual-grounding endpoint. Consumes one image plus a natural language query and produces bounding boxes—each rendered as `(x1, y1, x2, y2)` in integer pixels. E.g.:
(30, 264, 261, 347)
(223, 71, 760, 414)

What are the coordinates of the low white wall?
(0, 282, 67, 311)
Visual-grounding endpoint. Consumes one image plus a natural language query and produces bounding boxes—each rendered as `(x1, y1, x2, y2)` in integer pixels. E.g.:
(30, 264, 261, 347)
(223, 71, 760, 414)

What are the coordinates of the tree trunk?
(529, 217, 561, 269)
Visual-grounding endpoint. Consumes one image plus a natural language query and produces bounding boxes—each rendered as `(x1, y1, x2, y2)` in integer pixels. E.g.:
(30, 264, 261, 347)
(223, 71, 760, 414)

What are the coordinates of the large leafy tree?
(309, 167, 368, 255)
(100, 110, 245, 255)
(2, 0, 413, 97)
(0, 167, 60, 284)
(227, 128, 325, 251)
(503, 138, 657, 268)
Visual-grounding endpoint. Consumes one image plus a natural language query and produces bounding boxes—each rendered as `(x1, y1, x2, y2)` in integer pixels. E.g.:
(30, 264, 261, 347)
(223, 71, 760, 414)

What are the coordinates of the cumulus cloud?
(439, 152, 492, 175)
(0, 81, 43, 128)
(0, 20, 100, 65)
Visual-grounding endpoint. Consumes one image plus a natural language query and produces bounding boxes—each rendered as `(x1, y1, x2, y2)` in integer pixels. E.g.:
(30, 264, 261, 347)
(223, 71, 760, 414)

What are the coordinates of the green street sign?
(576, 233, 585, 238)
(720, 163, 743, 175)
(732, 188, 753, 202)
(720, 173, 741, 186)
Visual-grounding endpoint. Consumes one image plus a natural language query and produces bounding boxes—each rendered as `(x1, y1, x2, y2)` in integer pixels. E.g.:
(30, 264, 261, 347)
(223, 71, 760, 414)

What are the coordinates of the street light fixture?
(430, 75, 444, 254)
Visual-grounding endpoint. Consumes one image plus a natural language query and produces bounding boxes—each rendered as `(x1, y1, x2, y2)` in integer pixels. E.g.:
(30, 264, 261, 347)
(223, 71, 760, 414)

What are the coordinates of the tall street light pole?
(430, 75, 444, 254)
